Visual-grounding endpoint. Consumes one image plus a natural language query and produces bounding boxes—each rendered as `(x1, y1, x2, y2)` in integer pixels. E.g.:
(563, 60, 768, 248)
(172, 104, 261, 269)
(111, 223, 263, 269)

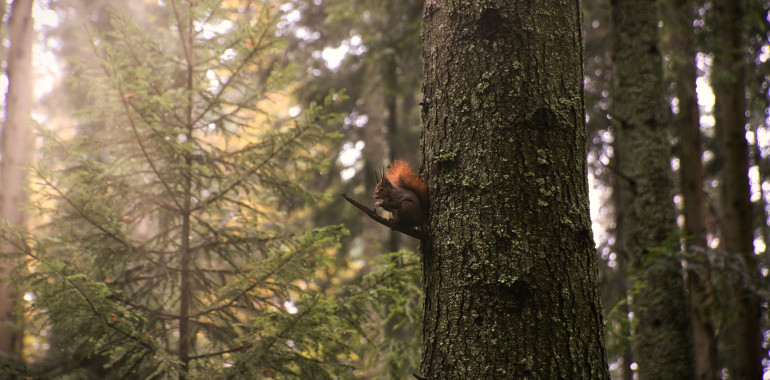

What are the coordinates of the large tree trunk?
(609, 0, 695, 378)
(712, 1, 763, 378)
(0, 0, 34, 356)
(419, 1, 609, 378)
(668, 1, 718, 379)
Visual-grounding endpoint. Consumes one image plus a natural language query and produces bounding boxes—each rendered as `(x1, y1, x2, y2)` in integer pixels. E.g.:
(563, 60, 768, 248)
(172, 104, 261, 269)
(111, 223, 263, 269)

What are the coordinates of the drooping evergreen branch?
(33, 167, 135, 250)
(193, 117, 320, 212)
(0, 234, 156, 352)
(227, 295, 323, 379)
(189, 232, 322, 319)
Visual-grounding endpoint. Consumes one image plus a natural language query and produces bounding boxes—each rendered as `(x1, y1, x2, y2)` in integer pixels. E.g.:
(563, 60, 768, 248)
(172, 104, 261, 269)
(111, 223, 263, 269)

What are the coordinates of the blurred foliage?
(0, 0, 421, 378)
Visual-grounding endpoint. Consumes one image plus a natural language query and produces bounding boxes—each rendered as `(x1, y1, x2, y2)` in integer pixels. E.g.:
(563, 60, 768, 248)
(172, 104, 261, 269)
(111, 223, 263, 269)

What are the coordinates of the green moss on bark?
(419, 1, 609, 378)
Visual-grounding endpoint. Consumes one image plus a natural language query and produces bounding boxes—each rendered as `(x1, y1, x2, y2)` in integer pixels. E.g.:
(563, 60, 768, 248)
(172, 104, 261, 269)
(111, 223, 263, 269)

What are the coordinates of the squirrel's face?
(374, 178, 393, 200)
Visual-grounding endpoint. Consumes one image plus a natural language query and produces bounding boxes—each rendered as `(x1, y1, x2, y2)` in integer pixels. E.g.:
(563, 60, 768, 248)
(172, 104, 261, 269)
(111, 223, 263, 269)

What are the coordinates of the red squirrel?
(374, 160, 428, 227)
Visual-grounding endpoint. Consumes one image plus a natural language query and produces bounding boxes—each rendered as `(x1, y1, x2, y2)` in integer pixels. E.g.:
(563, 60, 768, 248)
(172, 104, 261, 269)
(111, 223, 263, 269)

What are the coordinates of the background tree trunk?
(0, 0, 34, 356)
(609, 0, 695, 378)
(668, 1, 718, 379)
(712, 0, 763, 378)
(419, 1, 608, 378)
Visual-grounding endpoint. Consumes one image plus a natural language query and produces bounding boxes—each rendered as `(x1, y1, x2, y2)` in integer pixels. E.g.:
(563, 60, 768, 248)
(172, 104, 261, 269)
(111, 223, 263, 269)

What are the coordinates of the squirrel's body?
(374, 160, 428, 227)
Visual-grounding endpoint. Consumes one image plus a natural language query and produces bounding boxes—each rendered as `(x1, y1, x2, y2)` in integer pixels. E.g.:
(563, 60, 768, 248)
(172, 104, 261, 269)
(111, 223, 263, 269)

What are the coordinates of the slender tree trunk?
(610, 164, 634, 380)
(419, 1, 608, 378)
(0, 1, 8, 62)
(177, 2, 194, 377)
(383, 50, 403, 252)
(0, 0, 34, 356)
(749, 130, 769, 260)
(669, 1, 718, 379)
(713, 1, 763, 378)
(609, 0, 695, 378)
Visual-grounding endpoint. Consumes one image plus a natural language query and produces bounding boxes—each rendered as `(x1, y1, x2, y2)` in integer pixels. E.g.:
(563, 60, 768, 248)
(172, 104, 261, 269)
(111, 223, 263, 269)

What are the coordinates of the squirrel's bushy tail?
(386, 159, 429, 214)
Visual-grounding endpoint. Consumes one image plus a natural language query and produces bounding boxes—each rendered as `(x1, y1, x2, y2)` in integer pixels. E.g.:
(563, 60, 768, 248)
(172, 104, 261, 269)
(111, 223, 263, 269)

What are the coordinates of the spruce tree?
(6, 1, 419, 378)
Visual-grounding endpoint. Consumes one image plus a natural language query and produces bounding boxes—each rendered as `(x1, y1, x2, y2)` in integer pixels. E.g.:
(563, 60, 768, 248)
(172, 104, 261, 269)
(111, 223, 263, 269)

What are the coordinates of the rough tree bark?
(0, 0, 34, 356)
(419, 1, 609, 378)
(610, 0, 695, 378)
(713, 0, 763, 378)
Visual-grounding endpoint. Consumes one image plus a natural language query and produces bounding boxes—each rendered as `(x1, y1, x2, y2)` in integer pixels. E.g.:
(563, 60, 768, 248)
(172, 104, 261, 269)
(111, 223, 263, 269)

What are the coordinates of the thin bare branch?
(340, 193, 426, 240)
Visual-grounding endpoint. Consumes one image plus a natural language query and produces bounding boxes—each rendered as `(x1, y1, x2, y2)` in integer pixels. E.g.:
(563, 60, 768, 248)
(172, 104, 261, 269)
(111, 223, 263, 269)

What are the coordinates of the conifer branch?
(113, 24, 186, 128)
(86, 31, 186, 213)
(194, 118, 317, 211)
(1, 235, 155, 352)
(33, 167, 134, 249)
(190, 12, 278, 128)
(120, 93, 186, 211)
(188, 235, 317, 319)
